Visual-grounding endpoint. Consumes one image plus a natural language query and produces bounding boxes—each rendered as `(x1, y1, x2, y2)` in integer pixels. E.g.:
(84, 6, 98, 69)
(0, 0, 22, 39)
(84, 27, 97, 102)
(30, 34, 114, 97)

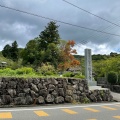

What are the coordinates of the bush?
(74, 74, 85, 79)
(16, 67, 35, 75)
(45, 71, 55, 76)
(107, 71, 117, 84)
(0, 68, 16, 76)
(10, 59, 22, 70)
(63, 72, 85, 78)
(118, 73, 120, 84)
(63, 72, 74, 77)
(37, 63, 56, 76)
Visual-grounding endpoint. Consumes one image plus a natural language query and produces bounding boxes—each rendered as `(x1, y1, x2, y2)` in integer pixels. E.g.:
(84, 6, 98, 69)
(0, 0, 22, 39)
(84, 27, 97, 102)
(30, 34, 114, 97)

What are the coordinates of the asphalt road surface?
(0, 102, 120, 120)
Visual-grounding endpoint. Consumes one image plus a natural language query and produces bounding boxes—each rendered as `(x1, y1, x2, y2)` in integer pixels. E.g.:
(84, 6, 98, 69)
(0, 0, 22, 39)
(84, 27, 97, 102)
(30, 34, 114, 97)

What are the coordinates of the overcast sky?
(0, 0, 120, 55)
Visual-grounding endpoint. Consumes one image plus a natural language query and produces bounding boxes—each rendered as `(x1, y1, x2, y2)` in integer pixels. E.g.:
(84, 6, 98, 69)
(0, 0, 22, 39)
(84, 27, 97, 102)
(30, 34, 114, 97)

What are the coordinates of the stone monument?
(85, 49, 96, 86)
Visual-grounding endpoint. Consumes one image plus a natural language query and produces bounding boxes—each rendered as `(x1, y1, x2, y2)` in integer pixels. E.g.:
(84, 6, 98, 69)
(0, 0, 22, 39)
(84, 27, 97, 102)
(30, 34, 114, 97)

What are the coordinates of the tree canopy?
(38, 21, 60, 50)
(2, 41, 19, 61)
(1, 21, 80, 71)
(58, 40, 80, 71)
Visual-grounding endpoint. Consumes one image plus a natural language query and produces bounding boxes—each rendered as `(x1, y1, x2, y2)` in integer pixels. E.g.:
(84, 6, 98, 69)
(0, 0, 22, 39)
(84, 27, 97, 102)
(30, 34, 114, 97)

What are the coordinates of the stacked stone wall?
(0, 77, 113, 106)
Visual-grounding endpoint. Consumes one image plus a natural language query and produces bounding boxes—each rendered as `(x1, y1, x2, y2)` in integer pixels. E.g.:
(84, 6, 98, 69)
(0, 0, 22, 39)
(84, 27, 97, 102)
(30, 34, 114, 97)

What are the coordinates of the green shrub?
(63, 72, 74, 77)
(16, 67, 34, 75)
(0, 68, 16, 76)
(44, 71, 54, 76)
(118, 73, 120, 84)
(63, 72, 85, 78)
(74, 74, 85, 79)
(10, 60, 22, 70)
(107, 71, 117, 84)
(63, 72, 85, 79)
(37, 63, 56, 76)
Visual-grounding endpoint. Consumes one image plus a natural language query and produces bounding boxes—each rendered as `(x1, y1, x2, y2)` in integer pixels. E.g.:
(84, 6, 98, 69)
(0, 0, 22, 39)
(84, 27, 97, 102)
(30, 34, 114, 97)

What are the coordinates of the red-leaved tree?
(58, 40, 80, 71)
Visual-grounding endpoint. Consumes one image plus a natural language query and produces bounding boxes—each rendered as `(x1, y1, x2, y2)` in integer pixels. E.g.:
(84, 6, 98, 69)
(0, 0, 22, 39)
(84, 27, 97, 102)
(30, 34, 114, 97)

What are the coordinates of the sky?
(0, 0, 120, 55)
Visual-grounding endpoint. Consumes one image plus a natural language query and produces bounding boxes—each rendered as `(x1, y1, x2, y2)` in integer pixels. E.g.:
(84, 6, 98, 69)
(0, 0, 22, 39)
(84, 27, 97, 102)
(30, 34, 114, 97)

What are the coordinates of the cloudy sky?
(0, 0, 120, 55)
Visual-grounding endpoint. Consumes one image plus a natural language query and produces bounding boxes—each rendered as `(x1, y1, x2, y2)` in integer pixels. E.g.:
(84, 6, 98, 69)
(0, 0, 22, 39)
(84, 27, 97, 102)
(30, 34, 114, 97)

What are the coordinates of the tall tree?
(2, 44, 12, 59)
(2, 41, 19, 61)
(38, 21, 60, 50)
(45, 43, 60, 68)
(22, 38, 40, 65)
(22, 21, 61, 67)
(11, 41, 19, 61)
(58, 40, 80, 71)
(38, 21, 60, 67)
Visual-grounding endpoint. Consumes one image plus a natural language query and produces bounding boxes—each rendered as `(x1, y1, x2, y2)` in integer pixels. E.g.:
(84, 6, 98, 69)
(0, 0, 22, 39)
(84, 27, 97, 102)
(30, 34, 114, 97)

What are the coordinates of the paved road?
(111, 92, 120, 102)
(0, 102, 120, 120)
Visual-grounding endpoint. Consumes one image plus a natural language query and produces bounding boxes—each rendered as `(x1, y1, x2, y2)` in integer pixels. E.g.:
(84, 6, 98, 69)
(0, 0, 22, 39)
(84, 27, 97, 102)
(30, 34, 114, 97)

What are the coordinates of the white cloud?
(0, 40, 12, 50)
(74, 42, 115, 55)
(0, 0, 120, 54)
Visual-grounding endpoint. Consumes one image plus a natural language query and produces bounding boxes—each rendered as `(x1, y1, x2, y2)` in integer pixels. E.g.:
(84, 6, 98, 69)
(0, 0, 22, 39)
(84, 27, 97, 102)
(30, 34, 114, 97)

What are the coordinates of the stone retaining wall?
(0, 77, 113, 106)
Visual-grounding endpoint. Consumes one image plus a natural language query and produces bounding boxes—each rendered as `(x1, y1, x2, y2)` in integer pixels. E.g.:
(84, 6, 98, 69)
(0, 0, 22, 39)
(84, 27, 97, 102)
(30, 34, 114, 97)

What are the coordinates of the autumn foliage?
(58, 40, 80, 71)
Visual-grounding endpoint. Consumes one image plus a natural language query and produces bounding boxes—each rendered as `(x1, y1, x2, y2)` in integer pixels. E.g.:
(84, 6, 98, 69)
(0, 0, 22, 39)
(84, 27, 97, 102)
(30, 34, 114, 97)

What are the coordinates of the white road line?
(0, 102, 120, 112)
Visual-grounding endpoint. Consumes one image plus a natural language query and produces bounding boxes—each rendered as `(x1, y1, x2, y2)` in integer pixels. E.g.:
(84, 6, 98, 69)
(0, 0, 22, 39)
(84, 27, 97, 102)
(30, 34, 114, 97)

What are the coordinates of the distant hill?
(74, 52, 120, 61)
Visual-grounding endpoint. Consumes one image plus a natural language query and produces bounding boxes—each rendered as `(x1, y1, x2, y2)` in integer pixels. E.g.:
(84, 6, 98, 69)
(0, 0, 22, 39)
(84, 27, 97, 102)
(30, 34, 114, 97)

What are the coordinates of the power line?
(75, 14, 120, 46)
(62, 0, 120, 28)
(76, 18, 120, 46)
(62, 0, 120, 47)
(74, 14, 120, 46)
(0, 4, 120, 37)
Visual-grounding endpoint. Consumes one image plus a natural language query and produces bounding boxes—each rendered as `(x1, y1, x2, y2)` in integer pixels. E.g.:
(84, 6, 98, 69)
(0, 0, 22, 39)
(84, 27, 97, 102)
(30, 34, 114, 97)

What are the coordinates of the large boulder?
(51, 90, 58, 97)
(89, 94, 97, 102)
(55, 96, 64, 103)
(37, 96, 45, 104)
(18, 93, 26, 97)
(14, 97, 26, 105)
(23, 88, 30, 94)
(33, 78, 40, 85)
(2, 95, 12, 105)
(65, 96, 73, 103)
(8, 89, 16, 97)
(51, 78, 58, 85)
(38, 83, 44, 90)
(66, 90, 73, 96)
(30, 90, 38, 98)
(39, 89, 48, 97)
(48, 84, 56, 92)
(26, 96, 33, 104)
(58, 88, 64, 96)
(45, 94, 54, 103)
(8, 81, 17, 89)
(31, 83, 38, 92)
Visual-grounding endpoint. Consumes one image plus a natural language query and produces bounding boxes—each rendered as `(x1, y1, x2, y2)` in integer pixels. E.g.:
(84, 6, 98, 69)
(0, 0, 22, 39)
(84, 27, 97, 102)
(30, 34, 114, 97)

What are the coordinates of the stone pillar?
(85, 49, 96, 86)
(85, 49, 92, 81)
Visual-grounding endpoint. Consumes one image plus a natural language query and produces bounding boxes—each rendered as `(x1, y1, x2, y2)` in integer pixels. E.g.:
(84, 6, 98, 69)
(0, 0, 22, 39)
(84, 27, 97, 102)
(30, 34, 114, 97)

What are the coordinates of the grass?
(0, 67, 61, 78)
(0, 63, 85, 79)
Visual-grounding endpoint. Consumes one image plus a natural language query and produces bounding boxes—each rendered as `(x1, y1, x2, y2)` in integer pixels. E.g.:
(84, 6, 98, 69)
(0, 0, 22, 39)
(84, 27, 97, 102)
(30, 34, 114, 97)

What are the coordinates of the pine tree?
(2, 44, 12, 59)
(11, 41, 19, 61)
(38, 21, 60, 50)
